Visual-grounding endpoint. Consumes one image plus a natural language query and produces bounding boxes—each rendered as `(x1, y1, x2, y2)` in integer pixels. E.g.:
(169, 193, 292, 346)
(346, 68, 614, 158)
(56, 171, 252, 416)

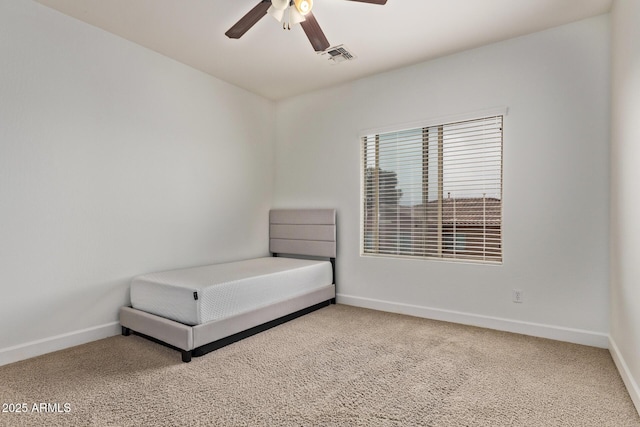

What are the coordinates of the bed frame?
(119, 209, 336, 363)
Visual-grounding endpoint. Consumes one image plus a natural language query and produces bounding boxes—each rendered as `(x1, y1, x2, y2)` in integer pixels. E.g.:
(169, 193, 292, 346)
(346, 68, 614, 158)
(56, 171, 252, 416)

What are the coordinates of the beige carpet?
(1, 304, 638, 426)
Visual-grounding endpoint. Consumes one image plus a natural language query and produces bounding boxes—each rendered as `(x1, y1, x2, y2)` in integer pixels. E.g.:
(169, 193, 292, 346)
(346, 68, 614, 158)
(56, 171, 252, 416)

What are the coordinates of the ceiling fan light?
(267, 5, 286, 22)
(289, 7, 306, 25)
(294, 0, 313, 15)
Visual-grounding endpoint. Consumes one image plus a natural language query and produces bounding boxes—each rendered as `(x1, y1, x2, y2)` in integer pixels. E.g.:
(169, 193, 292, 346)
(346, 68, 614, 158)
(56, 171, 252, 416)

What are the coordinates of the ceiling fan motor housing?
(271, 0, 288, 10)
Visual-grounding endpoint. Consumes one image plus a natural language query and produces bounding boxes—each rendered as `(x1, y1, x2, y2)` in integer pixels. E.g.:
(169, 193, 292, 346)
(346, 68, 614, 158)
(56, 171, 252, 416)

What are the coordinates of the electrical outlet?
(512, 289, 524, 303)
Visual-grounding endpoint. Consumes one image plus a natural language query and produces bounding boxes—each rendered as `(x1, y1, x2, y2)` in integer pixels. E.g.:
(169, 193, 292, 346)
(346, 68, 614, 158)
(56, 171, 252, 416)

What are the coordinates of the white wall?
(0, 0, 274, 362)
(610, 0, 640, 412)
(274, 15, 610, 345)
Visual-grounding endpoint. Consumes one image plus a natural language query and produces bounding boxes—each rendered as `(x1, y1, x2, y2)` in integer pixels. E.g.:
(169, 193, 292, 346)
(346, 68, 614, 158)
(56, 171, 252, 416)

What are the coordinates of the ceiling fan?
(225, 0, 387, 52)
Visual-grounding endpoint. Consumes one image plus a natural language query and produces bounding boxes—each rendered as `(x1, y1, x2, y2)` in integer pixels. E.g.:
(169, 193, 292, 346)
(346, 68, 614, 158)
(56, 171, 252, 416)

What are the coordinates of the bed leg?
(121, 326, 131, 336)
(181, 350, 192, 363)
(330, 257, 337, 305)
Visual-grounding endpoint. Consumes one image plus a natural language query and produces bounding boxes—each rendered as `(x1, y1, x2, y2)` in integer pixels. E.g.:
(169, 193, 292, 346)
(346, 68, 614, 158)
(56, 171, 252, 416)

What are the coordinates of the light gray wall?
(610, 0, 640, 410)
(274, 16, 610, 339)
(0, 1, 275, 350)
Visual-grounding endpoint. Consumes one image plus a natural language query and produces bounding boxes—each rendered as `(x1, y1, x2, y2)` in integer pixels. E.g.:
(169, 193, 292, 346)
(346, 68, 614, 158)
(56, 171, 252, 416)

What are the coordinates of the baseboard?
(609, 336, 640, 415)
(337, 294, 609, 348)
(0, 322, 121, 367)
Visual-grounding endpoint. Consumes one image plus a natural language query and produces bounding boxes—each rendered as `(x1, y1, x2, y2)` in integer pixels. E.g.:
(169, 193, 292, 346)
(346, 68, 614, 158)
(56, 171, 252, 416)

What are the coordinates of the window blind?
(361, 115, 503, 263)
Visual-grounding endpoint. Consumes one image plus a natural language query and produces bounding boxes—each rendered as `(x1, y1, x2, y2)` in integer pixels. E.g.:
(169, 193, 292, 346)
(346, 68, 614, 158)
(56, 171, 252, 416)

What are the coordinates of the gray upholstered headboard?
(269, 209, 336, 258)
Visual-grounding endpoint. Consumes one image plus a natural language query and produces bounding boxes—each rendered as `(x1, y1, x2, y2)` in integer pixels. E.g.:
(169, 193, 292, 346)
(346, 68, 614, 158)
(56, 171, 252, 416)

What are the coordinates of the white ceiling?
(35, 0, 612, 100)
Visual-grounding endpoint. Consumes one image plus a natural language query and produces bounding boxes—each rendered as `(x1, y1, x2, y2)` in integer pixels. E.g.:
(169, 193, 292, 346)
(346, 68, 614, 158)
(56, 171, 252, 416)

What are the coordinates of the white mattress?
(130, 257, 333, 325)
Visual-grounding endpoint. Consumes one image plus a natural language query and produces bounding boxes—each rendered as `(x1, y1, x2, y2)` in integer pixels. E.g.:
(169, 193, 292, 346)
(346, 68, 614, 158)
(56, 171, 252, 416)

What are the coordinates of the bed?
(119, 209, 336, 362)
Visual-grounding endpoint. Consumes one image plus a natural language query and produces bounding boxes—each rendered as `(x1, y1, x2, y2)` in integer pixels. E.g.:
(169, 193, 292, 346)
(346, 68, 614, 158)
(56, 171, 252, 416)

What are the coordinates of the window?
(361, 115, 503, 264)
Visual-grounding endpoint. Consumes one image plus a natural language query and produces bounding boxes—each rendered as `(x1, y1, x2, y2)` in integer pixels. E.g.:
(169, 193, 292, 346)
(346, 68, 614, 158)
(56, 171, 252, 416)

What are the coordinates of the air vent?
(320, 45, 357, 64)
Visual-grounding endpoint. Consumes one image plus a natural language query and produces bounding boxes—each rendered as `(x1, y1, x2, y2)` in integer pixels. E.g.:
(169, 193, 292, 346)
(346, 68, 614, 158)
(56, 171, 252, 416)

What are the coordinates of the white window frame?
(359, 108, 506, 265)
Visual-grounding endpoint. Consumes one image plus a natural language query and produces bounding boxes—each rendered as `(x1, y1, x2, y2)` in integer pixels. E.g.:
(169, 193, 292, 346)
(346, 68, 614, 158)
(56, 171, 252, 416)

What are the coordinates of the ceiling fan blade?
(300, 12, 330, 52)
(345, 0, 387, 4)
(225, 1, 271, 39)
